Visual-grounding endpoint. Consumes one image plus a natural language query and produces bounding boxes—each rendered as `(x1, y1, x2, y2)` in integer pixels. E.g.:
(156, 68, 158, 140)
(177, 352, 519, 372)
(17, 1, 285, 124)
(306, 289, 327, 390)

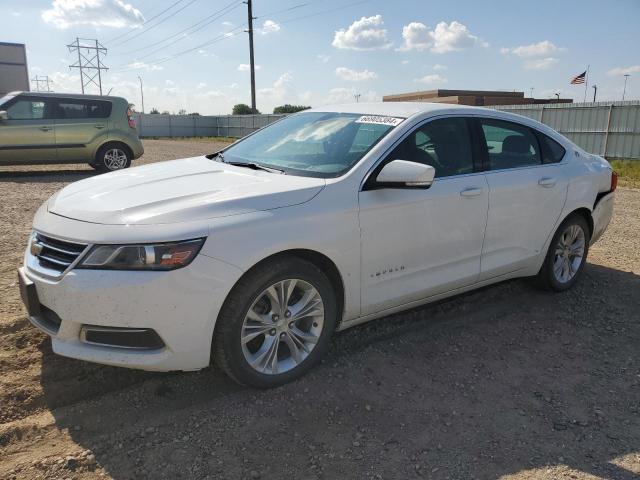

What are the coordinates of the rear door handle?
(538, 177, 557, 188)
(39, 126, 52, 132)
(94, 124, 105, 129)
(460, 187, 483, 197)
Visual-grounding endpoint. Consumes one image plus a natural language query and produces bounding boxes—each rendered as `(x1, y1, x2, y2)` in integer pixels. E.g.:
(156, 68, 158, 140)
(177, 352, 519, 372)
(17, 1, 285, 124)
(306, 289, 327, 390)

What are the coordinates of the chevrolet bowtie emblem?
(31, 241, 44, 257)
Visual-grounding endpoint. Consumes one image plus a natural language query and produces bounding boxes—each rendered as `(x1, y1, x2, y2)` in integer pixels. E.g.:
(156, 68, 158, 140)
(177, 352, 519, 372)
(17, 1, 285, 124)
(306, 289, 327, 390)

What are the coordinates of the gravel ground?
(0, 139, 638, 480)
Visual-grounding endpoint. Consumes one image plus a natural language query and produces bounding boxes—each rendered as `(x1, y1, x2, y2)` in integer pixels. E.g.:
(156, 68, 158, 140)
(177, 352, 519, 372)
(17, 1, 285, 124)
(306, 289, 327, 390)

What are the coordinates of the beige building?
(383, 89, 572, 106)
(0, 42, 29, 97)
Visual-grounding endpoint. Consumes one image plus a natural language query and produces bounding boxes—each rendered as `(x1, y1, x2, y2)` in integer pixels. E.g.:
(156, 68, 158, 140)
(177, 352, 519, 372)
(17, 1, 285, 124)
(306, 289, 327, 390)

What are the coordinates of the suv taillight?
(610, 171, 618, 192)
(127, 108, 136, 129)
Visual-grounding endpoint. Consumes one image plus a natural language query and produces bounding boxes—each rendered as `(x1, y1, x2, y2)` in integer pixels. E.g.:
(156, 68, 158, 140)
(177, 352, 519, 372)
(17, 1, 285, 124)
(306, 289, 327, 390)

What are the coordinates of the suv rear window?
(53, 99, 112, 119)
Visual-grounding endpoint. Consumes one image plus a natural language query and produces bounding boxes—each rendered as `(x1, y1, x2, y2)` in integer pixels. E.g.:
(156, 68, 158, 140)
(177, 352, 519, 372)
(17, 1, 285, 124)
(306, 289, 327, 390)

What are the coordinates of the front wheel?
(535, 215, 590, 291)
(92, 144, 132, 172)
(213, 257, 338, 388)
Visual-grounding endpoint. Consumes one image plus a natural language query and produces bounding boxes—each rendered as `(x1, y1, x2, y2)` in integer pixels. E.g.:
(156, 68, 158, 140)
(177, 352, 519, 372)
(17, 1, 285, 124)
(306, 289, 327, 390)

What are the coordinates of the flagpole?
(584, 65, 590, 103)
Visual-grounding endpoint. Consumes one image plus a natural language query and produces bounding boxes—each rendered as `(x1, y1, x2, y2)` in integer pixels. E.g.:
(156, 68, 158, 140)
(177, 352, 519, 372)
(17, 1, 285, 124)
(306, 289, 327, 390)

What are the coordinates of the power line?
(104, 0, 187, 44)
(31, 75, 53, 92)
(111, 0, 369, 73)
(124, 1, 243, 59)
(109, 0, 201, 47)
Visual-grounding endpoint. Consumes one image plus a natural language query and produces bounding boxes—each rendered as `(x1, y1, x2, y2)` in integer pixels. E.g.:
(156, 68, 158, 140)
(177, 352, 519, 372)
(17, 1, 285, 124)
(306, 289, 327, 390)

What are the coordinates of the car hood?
(47, 156, 325, 225)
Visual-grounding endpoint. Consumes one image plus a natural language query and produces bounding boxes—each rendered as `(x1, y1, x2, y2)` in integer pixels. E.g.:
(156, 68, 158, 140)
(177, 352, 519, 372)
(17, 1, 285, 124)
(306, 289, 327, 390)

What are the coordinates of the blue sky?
(2, 0, 639, 114)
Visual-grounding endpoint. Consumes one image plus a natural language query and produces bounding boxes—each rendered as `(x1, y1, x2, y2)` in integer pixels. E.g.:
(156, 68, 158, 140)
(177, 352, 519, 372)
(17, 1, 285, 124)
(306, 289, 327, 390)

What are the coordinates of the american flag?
(571, 71, 587, 85)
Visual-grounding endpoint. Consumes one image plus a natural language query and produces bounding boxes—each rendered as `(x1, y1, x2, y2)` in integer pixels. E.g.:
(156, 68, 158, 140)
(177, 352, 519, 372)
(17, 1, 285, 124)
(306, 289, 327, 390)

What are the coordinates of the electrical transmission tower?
(67, 38, 108, 95)
(31, 75, 53, 92)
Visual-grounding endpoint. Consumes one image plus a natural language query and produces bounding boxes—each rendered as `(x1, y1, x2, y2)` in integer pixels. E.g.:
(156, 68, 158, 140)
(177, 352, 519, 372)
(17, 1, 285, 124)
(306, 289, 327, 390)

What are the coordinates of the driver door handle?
(460, 187, 483, 197)
(39, 126, 52, 132)
(538, 177, 557, 188)
(94, 124, 105, 129)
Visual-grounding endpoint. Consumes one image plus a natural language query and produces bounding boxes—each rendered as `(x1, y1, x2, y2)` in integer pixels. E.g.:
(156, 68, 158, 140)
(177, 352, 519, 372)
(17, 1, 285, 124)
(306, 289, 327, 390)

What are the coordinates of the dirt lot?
(0, 139, 638, 480)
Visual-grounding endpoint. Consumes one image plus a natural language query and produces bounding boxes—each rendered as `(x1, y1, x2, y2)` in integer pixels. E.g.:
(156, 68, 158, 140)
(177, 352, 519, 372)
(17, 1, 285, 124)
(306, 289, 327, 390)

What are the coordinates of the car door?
(475, 117, 568, 280)
(358, 116, 489, 315)
(51, 98, 111, 162)
(0, 96, 57, 164)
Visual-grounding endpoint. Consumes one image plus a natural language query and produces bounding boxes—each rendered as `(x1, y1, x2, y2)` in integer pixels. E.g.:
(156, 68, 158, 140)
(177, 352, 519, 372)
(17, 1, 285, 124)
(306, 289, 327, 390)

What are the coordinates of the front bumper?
(21, 251, 242, 372)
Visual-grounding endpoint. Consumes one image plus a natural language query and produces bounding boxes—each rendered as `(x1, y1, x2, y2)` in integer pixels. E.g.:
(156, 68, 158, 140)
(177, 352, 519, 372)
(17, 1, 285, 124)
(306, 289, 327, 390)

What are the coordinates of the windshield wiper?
(225, 161, 286, 174)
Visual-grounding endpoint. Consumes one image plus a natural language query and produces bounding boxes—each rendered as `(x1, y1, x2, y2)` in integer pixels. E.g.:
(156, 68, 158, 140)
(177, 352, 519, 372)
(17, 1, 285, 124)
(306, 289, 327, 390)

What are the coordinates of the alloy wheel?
(241, 279, 325, 375)
(104, 148, 128, 170)
(552, 224, 586, 284)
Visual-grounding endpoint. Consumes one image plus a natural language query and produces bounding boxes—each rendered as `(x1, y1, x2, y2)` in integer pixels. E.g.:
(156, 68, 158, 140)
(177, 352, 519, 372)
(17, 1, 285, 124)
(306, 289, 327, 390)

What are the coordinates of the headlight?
(77, 238, 205, 271)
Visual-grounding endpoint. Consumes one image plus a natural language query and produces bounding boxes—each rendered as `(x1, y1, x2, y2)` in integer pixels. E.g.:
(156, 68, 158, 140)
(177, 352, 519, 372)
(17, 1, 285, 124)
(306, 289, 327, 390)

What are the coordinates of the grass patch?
(610, 159, 640, 188)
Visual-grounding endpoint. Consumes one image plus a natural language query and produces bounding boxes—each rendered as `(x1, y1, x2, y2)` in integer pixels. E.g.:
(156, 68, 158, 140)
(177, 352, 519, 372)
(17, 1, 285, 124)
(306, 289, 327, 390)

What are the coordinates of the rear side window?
(5, 99, 45, 120)
(537, 132, 566, 163)
(53, 99, 112, 119)
(480, 118, 541, 170)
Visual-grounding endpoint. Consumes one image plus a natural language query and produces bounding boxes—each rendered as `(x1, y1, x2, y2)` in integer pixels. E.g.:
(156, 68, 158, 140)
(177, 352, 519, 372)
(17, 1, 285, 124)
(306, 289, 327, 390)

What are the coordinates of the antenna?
(67, 38, 108, 95)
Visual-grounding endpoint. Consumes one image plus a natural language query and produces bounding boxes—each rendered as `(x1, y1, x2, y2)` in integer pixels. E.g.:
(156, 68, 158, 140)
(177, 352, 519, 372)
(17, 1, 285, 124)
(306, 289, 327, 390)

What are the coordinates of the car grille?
(33, 233, 88, 273)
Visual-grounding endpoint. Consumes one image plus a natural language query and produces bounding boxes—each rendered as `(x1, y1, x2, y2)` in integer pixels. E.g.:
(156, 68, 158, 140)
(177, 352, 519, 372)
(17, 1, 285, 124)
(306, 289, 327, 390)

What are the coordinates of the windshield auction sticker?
(355, 115, 404, 127)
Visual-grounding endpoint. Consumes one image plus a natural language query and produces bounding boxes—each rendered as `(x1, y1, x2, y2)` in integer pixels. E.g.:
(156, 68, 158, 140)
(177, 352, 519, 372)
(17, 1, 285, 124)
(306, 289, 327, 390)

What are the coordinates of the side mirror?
(0, 111, 7, 121)
(375, 160, 435, 188)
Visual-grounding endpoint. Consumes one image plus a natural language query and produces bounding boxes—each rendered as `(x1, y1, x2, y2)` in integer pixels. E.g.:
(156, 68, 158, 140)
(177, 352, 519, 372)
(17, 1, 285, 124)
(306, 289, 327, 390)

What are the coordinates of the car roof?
(8, 91, 127, 102)
(308, 102, 486, 119)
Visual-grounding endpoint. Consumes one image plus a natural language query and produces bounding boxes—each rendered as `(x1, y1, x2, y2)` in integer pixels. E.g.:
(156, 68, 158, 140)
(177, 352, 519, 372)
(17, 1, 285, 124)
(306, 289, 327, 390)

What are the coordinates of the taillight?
(610, 171, 618, 192)
(127, 108, 136, 129)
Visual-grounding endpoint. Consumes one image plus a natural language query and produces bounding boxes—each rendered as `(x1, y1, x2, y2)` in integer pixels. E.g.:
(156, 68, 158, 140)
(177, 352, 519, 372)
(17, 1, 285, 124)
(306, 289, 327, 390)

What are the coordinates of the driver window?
(387, 117, 474, 178)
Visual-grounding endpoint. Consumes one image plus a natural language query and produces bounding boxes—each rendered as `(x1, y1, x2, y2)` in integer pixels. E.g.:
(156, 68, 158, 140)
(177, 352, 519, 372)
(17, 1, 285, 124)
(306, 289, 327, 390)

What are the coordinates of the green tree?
(149, 107, 160, 114)
(273, 104, 311, 114)
(232, 103, 260, 115)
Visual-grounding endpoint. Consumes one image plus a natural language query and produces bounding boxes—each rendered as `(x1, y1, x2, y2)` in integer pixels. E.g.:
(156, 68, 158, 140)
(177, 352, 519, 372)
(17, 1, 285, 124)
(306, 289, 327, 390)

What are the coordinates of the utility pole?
(554, 93, 560, 100)
(622, 74, 630, 101)
(31, 75, 53, 92)
(530, 87, 534, 98)
(592, 85, 597, 102)
(138, 75, 145, 113)
(354, 93, 361, 103)
(245, 0, 257, 113)
(67, 37, 108, 95)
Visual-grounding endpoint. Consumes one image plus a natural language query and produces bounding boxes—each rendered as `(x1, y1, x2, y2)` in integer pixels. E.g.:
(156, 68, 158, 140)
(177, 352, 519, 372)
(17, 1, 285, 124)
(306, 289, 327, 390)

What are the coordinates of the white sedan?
(19, 103, 616, 387)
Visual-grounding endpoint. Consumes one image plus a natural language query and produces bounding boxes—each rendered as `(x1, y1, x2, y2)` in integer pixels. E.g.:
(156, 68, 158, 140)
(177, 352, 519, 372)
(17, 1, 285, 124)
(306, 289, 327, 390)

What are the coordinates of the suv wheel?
(213, 257, 338, 388)
(93, 143, 132, 172)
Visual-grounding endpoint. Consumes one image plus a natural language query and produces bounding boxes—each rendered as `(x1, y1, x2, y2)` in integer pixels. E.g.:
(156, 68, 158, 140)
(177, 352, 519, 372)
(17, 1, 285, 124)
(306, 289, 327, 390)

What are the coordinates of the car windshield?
(220, 112, 403, 177)
(0, 93, 16, 108)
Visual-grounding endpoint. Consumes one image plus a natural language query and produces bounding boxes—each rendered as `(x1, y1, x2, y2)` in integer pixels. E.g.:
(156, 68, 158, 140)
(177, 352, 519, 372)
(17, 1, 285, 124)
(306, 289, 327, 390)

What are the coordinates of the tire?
(213, 257, 338, 388)
(535, 215, 591, 292)
(92, 143, 132, 172)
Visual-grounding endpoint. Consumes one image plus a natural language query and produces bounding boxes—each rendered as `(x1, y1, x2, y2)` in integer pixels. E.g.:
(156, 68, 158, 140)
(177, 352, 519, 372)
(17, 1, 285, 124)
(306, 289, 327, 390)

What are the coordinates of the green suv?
(0, 91, 143, 171)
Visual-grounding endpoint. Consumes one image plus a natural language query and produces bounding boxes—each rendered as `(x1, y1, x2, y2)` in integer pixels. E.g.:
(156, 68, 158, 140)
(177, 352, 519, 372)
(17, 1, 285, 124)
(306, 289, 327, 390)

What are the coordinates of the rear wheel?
(536, 215, 590, 291)
(92, 143, 132, 172)
(213, 257, 337, 388)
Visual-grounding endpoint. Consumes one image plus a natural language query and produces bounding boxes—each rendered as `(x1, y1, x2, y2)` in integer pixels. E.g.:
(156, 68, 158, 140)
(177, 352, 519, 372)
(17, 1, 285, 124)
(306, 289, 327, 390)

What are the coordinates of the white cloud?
(258, 72, 296, 106)
(228, 82, 239, 89)
(42, 0, 144, 29)
(196, 82, 207, 90)
(502, 40, 559, 58)
(607, 65, 640, 76)
(127, 61, 163, 71)
(259, 19, 280, 35)
(433, 64, 447, 71)
(429, 21, 486, 53)
(398, 21, 485, 53)
(325, 87, 378, 104)
(332, 15, 392, 51)
(414, 74, 448, 85)
(317, 54, 331, 63)
(12, 11, 21, 16)
(523, 57, 558, 70)
(401, 60, 410, 65)
(335, 67, 378, 81)
(398, 22, 431, 51)
(221, 21, 233, 27)
(238, 64, 261, 71)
